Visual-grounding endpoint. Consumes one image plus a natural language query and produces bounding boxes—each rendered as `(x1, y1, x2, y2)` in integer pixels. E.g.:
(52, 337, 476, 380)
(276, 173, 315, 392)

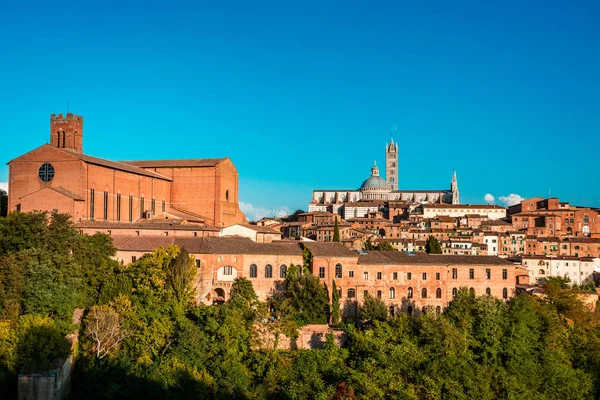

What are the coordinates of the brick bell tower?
(50, 112, 84, 153)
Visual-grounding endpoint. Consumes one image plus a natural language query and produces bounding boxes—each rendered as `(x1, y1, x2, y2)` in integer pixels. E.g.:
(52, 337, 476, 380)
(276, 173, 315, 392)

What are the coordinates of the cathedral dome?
(360, 175, 388, 190)
(359, 161, 390, 194)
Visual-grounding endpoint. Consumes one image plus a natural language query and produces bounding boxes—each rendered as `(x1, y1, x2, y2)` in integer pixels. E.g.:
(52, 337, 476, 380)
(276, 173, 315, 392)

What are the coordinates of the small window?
(422, 272, 427, 280)
(225, 190, 229, 201)
(436, 288, 442, 298)
(363, 290, 369, 297)
(347, 289, 356, 298)
(502, 269, 508, 280)
(393, 272, 398, 280)
(250, 264, 257, 278)
(319, 266, 325, 278)
(421, 288, 427, 299)
(265, 264, 273, 278)
(377, 271, 382, 280)
(469, 287, 475, 296)
(280, 265, 287, 279)
(363, 272, 368, 280)
(407, 272, 412, 280)
(348, 270, 354, 278)
(335, 263, 343, 278)
(407, 287, 413, 299)
(469, 268, 474, 279)
(377, 290, 382, 298)
(223, 266, 233, 275)
(38, 163, 55, 182)
(131, 256, 137, 263)
(452, 268, 457, 279)
(452, 287, 457, 298)
(486, 268, 491, 279)
(195, 259, 200, 268)
(389, 287, 396, 299)
(502, 288, 508, 299)
(486, 287, 491, 296)
(435, 272, 440, 280)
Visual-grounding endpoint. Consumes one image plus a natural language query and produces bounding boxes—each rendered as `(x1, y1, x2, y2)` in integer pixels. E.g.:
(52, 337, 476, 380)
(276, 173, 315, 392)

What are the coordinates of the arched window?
(407, 306, 413, 315)
(407, 287, 413, 299)
(485, 287, 491, 296)
(502, 288, 508, 299)
(584, 215, 589, 224)
(421, 288, 427, 299)
(538, 269, 545, 275)
(265, 264, 272, 278)
(567, 227, 573, 234)
(389, 287, 396, 299)
(436, 306, 441, 315)
(452, 287, 457, 298)
(389, 305, 395, 317)
(436, 288, 442, 299)
(469, 287, 475, 296)
(249, 264, 257, 278)
(335, 263, 343, 278)
(280, 265, 287, 278)
(225, 190, 229, 201)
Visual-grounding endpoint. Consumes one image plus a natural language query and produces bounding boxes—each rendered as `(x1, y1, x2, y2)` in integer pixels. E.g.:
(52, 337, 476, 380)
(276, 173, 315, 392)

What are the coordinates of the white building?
(220, 224, 282, 243)
(522, 256, 599, 285)
(423, 204, 506, 220)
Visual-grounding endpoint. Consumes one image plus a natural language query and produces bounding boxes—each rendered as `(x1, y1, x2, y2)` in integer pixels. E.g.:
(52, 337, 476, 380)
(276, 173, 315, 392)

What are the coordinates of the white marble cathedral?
(309, 138, 460, 216)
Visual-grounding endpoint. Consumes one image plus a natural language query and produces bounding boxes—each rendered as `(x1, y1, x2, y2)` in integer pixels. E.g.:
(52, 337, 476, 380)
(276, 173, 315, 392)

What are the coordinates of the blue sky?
(1, 0, 599, 220)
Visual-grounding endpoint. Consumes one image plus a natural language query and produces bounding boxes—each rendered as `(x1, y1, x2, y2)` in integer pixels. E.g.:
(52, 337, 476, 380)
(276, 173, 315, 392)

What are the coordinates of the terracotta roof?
(76, 221, 220, 231)
(225, 224, 281, 234)
(61, 149, 171, 181)
(358, 251, 515, 265)
(111, 236, 175, 251)
(121, 158, 226, 168)
(301, 242, 358, 257)
(111, 235, 302, 255)
(49, 186, 85, 201)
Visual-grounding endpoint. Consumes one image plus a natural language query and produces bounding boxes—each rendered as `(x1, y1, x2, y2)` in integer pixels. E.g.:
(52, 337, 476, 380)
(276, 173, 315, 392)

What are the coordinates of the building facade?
(7, 113, 246, 227)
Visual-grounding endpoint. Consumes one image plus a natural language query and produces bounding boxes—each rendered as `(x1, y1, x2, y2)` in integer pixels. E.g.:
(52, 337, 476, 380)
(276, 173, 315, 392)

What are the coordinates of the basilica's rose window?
(38, 163, 55, 182)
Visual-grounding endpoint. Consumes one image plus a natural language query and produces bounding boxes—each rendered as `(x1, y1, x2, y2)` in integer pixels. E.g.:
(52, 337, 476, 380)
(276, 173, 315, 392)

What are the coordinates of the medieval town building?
(6, 113, 247, 228)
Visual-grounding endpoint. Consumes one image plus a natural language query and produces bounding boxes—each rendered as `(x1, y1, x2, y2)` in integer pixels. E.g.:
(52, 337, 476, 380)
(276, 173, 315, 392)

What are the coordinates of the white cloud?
(239, 201, 290, 222)
(498, 194, 524, 207)
(0, 182, 7, 192)
(484, 193, 495, 203)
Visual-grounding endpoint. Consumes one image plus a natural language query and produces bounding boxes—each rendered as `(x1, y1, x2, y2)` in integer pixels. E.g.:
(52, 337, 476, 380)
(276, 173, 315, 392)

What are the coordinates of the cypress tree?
(333, 217, 340, 242)
(426, 235, 443, 254)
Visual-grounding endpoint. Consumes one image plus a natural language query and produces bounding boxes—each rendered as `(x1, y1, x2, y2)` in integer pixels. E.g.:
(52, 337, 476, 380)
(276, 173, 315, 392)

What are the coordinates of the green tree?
(0, 189, 7, 218)
(229, 277, 258, 309)
(425, 235, 443, 254)
(358, 294, 388, 323)
(302, 246, 313, 274)
(376, 241, 396, 251)
(285, 266, 330, 325)
(167, 247, 196, 307)
(363, 238, 375, 250)
(333, 217, 341, 242)
(331, 280, 341, 325)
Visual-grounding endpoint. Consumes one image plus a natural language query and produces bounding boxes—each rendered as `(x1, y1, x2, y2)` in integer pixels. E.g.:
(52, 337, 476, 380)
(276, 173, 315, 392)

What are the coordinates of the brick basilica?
(6, 113, 246, 227)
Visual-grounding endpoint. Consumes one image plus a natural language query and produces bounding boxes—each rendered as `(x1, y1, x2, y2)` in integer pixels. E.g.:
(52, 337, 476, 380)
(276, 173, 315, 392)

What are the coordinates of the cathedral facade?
(7, 113, 246, 227)
(309, 138, 460, 215)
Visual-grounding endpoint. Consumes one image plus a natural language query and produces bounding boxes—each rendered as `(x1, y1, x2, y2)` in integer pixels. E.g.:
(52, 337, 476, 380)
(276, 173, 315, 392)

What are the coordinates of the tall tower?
(50, 113, 84, 153)
(451, 170, 460, 204)
(385, 137, 398, 190)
